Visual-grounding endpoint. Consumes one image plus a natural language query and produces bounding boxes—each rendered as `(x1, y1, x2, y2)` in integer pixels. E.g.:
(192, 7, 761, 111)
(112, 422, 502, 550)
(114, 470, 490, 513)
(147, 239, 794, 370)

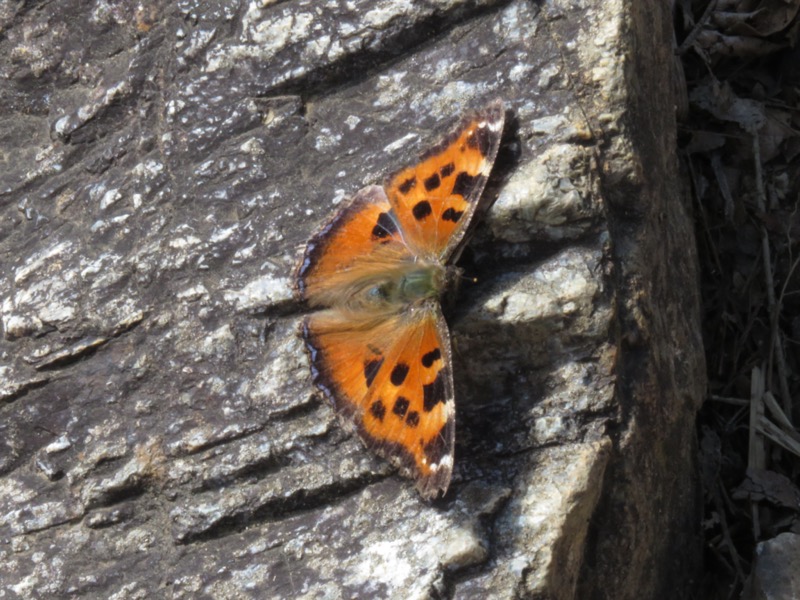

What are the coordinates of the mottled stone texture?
(0, 0, 703, 599)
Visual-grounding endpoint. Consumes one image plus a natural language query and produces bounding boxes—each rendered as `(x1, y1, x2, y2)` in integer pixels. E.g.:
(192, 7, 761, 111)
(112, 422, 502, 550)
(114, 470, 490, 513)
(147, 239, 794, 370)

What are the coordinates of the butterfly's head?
(440, 264, 468, 307)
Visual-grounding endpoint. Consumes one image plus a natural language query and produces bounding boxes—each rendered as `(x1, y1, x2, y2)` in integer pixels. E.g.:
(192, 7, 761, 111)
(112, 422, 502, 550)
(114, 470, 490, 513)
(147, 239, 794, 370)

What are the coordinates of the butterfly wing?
(303, 302, 455, 500)
(384, 99, 505, 263)
(297, 184, 410, 308)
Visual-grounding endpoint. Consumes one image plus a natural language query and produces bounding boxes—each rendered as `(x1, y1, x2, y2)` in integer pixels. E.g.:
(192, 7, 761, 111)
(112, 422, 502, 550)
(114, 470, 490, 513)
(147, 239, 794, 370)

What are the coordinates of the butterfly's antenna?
(446, 266, 477, 289)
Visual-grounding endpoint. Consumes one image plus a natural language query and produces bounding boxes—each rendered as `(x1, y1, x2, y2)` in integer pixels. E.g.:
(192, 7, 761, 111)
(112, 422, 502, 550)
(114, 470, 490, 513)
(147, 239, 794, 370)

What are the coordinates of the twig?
(748, 367, 766, 543)
(762, 391, 797, 433)
(711, 153, 735, 221)
(757, 417, 800, 458)
(751, 133, 793, 419)
(677, 0, 719, 55)
(749, 366, 766, 471)
(714, 482, 747, 585)
(708, 394, 748, 406)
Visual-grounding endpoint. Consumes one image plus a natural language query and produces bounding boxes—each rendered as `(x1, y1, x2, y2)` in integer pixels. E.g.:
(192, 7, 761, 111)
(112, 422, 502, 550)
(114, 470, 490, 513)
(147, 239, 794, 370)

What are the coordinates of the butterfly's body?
(298, 100, 505, 499)
(368, 260, 447, 307)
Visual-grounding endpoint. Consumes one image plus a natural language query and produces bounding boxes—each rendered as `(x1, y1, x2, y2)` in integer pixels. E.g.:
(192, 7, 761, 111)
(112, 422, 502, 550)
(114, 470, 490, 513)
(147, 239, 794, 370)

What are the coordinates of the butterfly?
(297, 99, 505, 500)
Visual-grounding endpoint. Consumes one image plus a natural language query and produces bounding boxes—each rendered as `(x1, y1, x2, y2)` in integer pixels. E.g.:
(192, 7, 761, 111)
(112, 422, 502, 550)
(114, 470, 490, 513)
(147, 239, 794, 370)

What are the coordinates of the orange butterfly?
(297, 99, 505, 500)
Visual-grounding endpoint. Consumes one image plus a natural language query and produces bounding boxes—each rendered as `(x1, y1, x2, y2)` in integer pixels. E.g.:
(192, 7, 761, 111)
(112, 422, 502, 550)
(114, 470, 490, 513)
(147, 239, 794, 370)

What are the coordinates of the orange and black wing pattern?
(303, 304, 455, 499)
(384, 99, 504, 262)
(297, 185, 409, 308)
(297, 99, 507, 500)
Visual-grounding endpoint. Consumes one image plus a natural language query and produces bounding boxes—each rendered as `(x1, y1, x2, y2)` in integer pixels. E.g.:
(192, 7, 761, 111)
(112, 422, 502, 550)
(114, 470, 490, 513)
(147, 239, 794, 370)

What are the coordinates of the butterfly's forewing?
(298, 185, 408, 308)
(303, 302, 455, 499)
(384, 99, 505, 263)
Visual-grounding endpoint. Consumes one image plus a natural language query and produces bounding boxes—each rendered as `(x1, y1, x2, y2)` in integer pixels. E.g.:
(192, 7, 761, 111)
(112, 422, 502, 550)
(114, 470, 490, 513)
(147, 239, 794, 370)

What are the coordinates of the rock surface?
(0, 0, 703, 598)
(744, 532, 800, 600)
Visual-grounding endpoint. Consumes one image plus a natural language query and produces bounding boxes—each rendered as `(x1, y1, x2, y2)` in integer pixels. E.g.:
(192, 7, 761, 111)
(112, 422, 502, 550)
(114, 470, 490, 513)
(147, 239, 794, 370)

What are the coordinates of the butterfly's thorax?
(359, 259, 447, 313)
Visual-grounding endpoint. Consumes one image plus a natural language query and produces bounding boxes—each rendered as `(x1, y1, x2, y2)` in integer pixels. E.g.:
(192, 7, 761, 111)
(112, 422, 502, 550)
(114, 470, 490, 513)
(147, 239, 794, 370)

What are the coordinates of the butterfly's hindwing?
(303, 303, 455, 499)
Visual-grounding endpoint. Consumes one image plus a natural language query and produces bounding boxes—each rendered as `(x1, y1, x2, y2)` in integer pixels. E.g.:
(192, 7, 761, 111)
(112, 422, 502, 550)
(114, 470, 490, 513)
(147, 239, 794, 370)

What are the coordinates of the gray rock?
(744, 533, 800, 600)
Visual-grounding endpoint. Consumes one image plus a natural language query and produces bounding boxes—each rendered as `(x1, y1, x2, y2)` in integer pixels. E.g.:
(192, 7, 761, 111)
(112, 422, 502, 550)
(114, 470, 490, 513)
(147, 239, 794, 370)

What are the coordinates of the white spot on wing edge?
(429, 454, 454, 472)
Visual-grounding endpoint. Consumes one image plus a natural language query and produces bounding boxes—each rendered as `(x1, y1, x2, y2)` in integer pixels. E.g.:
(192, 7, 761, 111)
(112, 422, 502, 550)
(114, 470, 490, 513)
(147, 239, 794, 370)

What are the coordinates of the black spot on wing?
(440, 163, 455, 178)
(298, 188, 388, 297)
(390, 363, 409, 386)
(412, 201, 432, 221)
(424, 173, 441, 191)
(441, 208, 463, 223)
(467, 125, 492, 156)
(398, 177, 416, 194)
(406, 411, 420, 427)
(421, 348, 441, 368)
(423, 371, 447, 411)
(364, 358, 384, 388)
(371, 212, 397, 240)
(452, 172, 481, 199)
(392, 397, 410, 418)
(370, 399, 386, 421)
